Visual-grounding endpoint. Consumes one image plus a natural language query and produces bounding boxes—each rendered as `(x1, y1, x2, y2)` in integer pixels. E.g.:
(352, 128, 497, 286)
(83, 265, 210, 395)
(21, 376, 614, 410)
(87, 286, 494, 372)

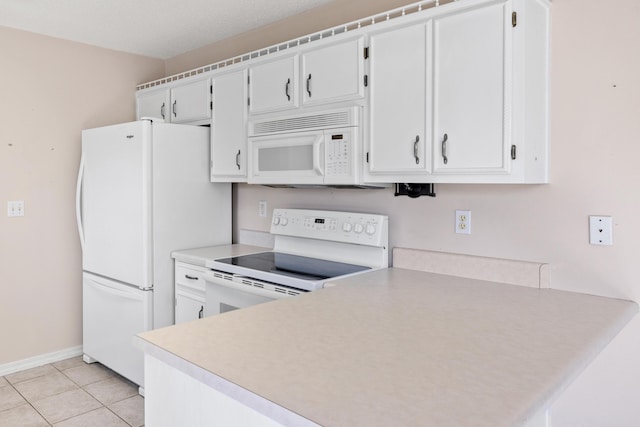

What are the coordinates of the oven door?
(203, 273, 289, 316)
(248, 130, 324, 185)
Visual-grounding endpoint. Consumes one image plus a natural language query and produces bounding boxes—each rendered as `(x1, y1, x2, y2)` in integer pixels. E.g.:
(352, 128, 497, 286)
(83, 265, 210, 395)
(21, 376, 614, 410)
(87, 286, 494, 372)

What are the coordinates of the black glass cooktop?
(215, 252, 370, 281)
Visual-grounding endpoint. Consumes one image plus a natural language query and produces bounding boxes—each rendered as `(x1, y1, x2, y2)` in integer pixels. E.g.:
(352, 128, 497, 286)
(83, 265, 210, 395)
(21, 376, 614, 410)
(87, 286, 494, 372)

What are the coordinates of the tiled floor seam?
(5, 381, 51, 425)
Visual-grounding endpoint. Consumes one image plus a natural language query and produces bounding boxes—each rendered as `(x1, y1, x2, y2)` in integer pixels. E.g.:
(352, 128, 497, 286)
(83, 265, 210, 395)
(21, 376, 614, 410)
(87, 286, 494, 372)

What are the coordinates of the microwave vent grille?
(252, 110, 351, 135)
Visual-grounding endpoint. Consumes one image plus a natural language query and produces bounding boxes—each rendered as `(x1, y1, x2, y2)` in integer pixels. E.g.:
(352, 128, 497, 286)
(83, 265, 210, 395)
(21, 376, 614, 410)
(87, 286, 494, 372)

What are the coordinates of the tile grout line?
(2, 371, 54, 426)
(2, 360, 144, 427)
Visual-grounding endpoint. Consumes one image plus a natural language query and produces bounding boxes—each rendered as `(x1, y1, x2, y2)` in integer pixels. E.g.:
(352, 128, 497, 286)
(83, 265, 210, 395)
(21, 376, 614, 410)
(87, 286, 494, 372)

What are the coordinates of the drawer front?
(175, 262, 208, 293)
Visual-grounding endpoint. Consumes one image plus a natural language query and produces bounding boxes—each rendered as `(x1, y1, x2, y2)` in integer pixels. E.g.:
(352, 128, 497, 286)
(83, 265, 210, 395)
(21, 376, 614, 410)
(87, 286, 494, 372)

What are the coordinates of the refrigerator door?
(83, 272, 152, 387)
(80, 121, 152, 288)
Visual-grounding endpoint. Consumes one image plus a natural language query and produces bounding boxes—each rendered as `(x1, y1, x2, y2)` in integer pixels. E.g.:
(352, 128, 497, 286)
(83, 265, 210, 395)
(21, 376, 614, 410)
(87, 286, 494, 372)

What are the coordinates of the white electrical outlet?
(258, 200, 267, 218)
(589, 216, 613, 245)
(455, 210, 471, 234)
(7, 200, 25, 217)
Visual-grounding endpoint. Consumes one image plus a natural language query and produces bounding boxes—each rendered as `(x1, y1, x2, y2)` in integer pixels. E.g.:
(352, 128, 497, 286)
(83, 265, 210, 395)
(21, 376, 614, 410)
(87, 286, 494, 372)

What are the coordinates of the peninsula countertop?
(136, 267, 638, 426)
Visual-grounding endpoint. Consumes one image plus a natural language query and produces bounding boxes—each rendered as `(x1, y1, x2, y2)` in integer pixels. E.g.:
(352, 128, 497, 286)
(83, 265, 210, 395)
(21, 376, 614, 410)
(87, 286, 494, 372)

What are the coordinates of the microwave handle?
(314, 139, 324, 176)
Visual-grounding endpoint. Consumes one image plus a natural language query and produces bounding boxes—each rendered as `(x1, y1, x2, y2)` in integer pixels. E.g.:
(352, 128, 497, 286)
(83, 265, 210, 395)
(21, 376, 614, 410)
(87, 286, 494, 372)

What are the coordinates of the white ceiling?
(0, 0, 335, 59)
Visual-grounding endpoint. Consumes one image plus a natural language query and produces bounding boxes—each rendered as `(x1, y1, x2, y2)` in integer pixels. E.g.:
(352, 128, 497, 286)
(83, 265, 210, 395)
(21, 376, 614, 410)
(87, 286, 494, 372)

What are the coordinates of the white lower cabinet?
(174, 262, 207, 324)
(144, 355, 284, 427)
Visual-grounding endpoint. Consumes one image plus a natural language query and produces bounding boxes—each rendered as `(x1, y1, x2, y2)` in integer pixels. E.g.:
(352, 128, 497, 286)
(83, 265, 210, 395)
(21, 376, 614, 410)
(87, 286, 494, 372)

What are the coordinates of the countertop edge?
(517, 300, 638, 425)
(133, 335, 320, 427)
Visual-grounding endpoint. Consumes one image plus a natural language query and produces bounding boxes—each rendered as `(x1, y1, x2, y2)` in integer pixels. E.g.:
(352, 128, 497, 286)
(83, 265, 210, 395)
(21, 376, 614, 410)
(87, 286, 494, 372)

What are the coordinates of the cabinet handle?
(235, 149, 241, 170)
(172, 100, 177, 117)
(441, 133, 448, 165)
(413, 135, 420, 165)
(198, 306, 204, 319)
(306, 74, 312, 97)
(285, 78, 291, 101)
(184, 274, 198, 280)
(160, 102, 165, 119)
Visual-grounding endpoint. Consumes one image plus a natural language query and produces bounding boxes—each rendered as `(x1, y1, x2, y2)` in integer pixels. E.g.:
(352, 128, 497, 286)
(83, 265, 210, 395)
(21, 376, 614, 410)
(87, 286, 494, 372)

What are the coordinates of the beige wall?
(1, 0, 638, 422)
(0, 26, 164, 365)
(171, 0, 640, 424)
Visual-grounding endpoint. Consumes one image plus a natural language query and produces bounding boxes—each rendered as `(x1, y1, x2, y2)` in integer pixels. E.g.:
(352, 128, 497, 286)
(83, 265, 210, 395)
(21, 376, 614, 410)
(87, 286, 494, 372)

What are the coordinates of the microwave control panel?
(325, 133, 351, 176)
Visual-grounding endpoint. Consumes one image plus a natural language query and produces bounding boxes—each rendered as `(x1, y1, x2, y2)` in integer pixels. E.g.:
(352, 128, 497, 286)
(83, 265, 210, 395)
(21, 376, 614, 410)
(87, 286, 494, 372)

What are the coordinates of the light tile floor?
(0, 356, 144, 426)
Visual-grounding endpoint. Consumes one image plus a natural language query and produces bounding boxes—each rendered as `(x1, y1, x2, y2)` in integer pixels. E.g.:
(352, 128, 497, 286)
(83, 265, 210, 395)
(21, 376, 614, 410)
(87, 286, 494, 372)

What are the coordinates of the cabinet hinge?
(364, 75, 369, 87)
(511, 145, 517, 160)
(364, 47, 369, 59)
(248, 97, 250, 106)
(512, 11, 517, 27)
(210, 101, 213, 110)
(366, 152, 370, 163)
(247, 75, 250, 84)
(210, 85, 213, 94)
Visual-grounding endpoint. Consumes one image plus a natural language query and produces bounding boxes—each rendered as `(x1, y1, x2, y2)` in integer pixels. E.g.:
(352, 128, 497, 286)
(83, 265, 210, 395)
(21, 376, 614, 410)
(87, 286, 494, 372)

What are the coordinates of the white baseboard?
(0, 345, 84, 377)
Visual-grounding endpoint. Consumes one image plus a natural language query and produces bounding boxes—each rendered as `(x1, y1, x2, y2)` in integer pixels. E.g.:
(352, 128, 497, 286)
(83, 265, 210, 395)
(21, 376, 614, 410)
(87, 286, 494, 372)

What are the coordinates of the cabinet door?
(137, 89, 170, 121)
(432, 1, 512, 174)
(249, 55, 298, 114)
(211, 69, 249, 182)
(367, 23, 430, 178)
(301, 37, 365, 106)
(170, 78, 212, 124)
(175, 290, 205, 324)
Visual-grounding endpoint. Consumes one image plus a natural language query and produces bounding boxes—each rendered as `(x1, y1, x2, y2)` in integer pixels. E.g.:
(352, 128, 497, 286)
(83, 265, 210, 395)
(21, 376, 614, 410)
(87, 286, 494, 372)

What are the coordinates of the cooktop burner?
(215, 251, 370, 282)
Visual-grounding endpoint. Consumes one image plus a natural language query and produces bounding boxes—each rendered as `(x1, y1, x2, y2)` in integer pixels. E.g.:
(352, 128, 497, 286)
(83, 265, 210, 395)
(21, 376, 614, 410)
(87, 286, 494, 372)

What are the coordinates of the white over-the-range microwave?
(247, 106, 377, 187)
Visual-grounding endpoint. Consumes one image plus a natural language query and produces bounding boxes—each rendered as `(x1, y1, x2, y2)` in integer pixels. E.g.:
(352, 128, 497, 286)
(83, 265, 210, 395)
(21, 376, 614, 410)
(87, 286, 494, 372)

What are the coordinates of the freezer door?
(83, 273, 153, 387)
(80, 121, 152, 288)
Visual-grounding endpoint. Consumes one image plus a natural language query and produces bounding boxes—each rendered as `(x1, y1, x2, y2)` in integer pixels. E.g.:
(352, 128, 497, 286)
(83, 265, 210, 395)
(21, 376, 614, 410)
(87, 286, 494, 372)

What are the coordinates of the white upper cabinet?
(170, 78, 212, 124)
(431, 1, 511, 175)
(136, 77, 212, 125)
(301, 36, 366, 107)
(249, 55, 299, 115)
(134, 0, 549, 185)
(137, 89, 170, 121)
(211, 68, 248, 182)
(364, 0, 549, 184)
(248, 36, 366, 115)
(367, 22, 431, 180)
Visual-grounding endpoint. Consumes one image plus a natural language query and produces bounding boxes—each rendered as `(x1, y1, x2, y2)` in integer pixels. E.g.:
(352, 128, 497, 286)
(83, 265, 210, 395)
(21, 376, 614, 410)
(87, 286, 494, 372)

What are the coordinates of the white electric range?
(203, 209, 388, 315)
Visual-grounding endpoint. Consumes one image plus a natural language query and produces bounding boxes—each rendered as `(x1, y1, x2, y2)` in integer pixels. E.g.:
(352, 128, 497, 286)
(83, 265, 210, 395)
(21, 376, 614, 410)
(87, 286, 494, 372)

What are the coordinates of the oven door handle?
(202, 273, 295, 300)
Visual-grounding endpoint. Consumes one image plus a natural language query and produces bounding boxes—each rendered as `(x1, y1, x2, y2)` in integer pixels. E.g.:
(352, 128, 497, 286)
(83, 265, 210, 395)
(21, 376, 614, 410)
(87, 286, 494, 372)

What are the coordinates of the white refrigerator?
(76, 119, 230, 387)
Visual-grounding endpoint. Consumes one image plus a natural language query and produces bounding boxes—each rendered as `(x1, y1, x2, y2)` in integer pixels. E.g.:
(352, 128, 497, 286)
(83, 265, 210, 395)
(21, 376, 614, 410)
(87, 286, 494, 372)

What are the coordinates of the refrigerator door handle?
(76, 154, 85, 252)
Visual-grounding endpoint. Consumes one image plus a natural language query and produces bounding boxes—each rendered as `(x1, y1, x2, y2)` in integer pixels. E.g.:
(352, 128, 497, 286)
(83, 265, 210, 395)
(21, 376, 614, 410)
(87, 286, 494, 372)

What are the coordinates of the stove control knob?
(366, 224, 376, 235)
(354, 223, 364, 234)
(343, 222, 353, 232)
(273, 216, 280, 225)
(280, 217, 288, 226)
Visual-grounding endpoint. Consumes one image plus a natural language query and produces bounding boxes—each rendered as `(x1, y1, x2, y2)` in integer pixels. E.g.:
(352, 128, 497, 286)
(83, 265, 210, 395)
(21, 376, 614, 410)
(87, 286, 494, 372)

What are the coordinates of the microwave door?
(249, 131, 325, 185)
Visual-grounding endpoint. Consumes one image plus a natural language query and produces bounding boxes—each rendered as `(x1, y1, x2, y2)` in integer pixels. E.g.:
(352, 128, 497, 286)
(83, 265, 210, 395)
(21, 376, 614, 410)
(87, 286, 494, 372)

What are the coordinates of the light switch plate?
(7, 200, 24, 217)
(589, 216, 613, 245)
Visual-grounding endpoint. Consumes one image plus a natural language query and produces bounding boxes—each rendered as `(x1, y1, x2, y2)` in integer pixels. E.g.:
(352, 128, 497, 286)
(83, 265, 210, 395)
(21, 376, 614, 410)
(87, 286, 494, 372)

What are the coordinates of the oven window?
(258, 145, 313, 171)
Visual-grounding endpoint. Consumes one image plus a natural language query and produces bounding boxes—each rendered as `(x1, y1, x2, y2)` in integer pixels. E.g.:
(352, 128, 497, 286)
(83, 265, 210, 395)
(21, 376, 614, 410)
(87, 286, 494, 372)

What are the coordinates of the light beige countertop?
(136, 267, 637, 426)
(171, 244, 270, 267)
